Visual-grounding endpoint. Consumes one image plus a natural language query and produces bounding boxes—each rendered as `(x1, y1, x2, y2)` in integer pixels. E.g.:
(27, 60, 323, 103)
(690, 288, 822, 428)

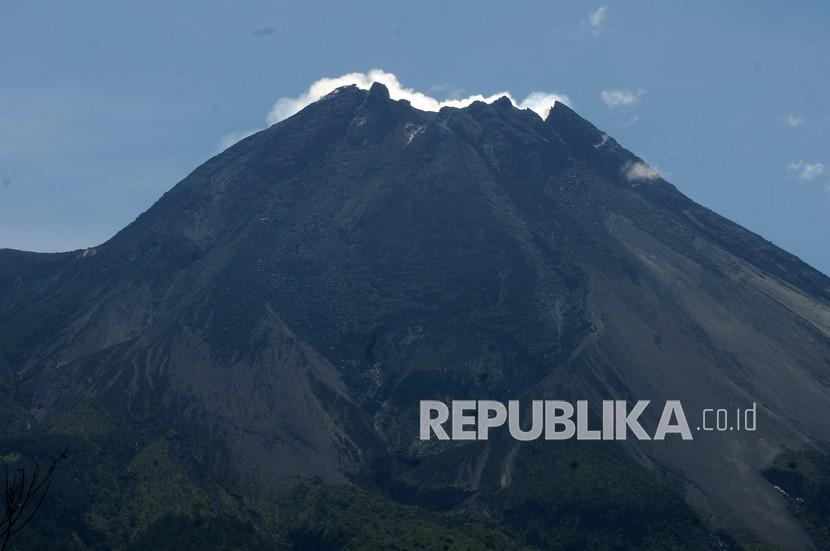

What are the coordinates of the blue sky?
(1, 1, 828, 273)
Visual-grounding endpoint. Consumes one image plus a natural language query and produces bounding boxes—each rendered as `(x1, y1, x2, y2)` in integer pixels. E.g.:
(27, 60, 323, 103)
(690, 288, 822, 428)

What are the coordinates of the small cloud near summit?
(601, 88, 646, 109)
(787, 160, 824, 181)
(624, 161, 662, 182)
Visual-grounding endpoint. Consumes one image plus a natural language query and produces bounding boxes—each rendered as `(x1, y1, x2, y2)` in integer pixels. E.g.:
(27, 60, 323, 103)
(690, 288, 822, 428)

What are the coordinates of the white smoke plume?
(623, 161, 662, 181)
(219, 70, 570, 151)
(266, 69, 570, 125)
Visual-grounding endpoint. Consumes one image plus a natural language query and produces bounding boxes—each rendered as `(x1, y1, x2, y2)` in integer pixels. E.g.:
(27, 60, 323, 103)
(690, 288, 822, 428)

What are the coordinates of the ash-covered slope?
(2, 82, 829, 548)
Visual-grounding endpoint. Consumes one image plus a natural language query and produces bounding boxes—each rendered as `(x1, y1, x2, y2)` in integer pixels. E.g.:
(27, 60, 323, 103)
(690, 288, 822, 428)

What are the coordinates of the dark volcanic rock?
(1, 84, 829, 547)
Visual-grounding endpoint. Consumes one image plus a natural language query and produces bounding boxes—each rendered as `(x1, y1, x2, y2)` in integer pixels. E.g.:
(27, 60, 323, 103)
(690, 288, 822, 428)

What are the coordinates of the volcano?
(2, 81, 829, 549)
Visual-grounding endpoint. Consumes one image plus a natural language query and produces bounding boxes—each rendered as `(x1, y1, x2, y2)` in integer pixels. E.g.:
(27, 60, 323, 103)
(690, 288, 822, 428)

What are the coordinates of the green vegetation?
(0, 403, 221, 550)
(1, 399, 792, 550)
(763, 449, 830, 549)
(117, 439, 211, 538)
(127, 515, 277, 551)
(48, 402, 120, 442)
(1, 403, 530, 550)
(274, 481, 529, 551)
(499, 440, 710, 550)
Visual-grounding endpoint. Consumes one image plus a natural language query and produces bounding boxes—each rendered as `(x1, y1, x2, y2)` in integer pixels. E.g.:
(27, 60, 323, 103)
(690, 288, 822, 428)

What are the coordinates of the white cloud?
(589, 6, 607, 29)
(782, 114, 804, 127)
(218, 70, 570, 151)
(266, 69, 570, 125)
(623, 161, 661, 182)
(787, 160, 824, 181)
(601, 88, 646, 108)
(516, 91, 573, 120)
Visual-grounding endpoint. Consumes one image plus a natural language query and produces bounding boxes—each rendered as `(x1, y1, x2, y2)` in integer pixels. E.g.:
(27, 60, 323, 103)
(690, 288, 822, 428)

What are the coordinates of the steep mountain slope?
(1, 82, 829, 548)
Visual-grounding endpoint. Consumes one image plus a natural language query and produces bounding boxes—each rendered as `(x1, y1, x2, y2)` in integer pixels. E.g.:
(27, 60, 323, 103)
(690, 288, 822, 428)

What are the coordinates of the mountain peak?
(368, 81, 390, 101)
(546, 98, 579, 119)
(493, 95, 514, 109)
(546, 99, 602, 136)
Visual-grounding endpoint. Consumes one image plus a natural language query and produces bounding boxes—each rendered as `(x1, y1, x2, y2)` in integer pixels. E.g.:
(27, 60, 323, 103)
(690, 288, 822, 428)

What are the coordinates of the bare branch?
(0, 449, 66, 551)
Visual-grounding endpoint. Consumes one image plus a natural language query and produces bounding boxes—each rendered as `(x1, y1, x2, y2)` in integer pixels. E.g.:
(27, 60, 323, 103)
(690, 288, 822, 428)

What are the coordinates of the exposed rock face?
(2, 83, 829, 547)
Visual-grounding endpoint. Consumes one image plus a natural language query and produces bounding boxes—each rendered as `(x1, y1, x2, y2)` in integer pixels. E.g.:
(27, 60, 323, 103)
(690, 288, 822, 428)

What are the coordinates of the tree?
(1, 451, 66, 551)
